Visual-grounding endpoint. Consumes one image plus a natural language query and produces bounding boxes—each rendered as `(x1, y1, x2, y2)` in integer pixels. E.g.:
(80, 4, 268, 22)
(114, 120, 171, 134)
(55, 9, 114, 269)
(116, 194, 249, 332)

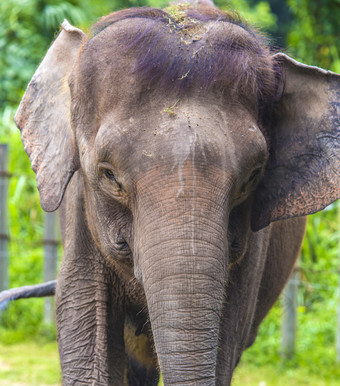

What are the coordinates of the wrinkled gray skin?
(14, 3, 339, 385)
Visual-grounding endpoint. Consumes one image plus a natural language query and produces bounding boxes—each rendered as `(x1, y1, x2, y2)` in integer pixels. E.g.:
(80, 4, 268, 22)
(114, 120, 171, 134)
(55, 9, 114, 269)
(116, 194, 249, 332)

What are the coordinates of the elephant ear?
(252, 53, 340, 231)
(14, 20, 85, 212)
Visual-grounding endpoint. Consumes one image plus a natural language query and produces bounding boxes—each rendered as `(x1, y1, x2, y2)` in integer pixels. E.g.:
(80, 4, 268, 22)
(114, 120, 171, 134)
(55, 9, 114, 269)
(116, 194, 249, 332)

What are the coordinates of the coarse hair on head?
(91, 3, 280, 115)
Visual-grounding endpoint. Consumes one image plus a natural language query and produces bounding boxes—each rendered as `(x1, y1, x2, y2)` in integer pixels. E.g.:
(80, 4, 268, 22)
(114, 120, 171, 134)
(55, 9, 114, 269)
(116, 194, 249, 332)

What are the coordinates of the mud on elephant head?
(15, 2, 339, 385)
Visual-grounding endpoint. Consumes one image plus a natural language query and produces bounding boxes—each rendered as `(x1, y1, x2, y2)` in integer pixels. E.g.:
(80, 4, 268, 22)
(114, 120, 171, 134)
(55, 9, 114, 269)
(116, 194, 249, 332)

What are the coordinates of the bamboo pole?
(0, 144, 9, 291)
(281, 265, 299, 360)
(336, 203, 340, 362)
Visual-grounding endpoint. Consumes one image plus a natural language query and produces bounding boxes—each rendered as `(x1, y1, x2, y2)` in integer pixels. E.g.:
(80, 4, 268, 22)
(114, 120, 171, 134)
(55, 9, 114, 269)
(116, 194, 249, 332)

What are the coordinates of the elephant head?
(15, 4, 339, 385)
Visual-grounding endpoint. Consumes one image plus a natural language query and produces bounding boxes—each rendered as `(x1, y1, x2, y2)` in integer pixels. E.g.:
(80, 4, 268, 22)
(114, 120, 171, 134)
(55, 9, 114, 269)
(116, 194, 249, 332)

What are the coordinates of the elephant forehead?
(72, 14, 276, 123)
(135, 159, 233, 208)
(92, 101, 267, 180)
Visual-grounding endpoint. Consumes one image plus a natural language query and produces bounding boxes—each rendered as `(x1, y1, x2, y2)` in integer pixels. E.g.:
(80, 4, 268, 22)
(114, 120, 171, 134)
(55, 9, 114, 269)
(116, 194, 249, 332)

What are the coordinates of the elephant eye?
(103, 168, 122, 190)
(241, 168, 262, 193)
(248, 169, 261, 185)
(104, 169, 116, 180)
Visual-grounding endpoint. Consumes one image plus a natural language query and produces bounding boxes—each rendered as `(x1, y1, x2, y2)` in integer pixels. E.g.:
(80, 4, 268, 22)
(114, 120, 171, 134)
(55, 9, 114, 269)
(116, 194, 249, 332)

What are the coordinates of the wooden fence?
(0, 144, 9, 293)
(0, 143, 59, 323)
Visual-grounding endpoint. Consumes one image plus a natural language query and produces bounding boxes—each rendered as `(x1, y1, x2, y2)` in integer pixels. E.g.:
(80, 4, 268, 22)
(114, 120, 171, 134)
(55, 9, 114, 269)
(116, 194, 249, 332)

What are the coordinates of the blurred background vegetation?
(0, 0, 339, 384)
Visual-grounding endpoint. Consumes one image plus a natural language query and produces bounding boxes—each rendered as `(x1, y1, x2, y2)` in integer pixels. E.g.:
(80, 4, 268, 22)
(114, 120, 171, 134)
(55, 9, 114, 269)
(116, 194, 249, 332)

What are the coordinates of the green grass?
(1, 340, 340, 385)
(233, 362, 340, 385)
(0, 342, 61, 385)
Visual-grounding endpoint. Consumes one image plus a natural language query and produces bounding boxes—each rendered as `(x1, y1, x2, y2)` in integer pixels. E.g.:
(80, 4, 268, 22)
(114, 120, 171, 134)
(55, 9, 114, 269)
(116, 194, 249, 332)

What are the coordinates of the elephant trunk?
(134, 180, 229, 384)
(144, 250, 227, 384)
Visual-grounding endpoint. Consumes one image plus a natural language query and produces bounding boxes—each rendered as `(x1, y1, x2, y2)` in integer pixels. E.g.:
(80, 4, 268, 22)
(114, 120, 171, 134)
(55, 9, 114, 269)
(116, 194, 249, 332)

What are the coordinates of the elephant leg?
(57, 175, 127, 385)
(216, 227, 270, 383)
(124, 316, 159, 386)
(56, 252, 126, 385)
(246, 216, 307, 348)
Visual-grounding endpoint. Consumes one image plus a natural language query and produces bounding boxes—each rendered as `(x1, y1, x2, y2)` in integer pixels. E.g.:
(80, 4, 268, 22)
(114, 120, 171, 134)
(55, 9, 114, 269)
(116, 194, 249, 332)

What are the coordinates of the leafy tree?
(287, 0, 340, 72)
(243, 0, 294, 48)
(216, 0, 277, 31)
(0, 0, 87, 108)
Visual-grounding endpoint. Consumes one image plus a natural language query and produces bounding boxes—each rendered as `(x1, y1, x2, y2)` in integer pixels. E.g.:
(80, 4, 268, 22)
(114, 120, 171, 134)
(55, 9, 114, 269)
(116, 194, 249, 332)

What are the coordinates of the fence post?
(281, 264, 299, 360)
(336, 203, 340, 362)
(43, 211, 59, 324)
(0, 144, 9, 291)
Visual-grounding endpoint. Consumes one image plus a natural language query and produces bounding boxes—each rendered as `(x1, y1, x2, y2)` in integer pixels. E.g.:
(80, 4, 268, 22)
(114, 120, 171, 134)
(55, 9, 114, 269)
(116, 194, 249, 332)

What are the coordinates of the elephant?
(11, 1, 339, 385)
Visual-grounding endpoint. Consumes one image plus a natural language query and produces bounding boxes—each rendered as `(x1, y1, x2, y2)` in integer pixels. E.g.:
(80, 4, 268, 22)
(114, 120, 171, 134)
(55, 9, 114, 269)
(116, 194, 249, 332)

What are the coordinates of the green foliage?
(216, 0, 277, 31)
(242, 204, 340, 379)
(287, 0, 340, 72)
(300, 205, 339, 309)
(241, 289, 340, 381)
(0, 112, 46, 341)
(0, 0, 88, 107)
